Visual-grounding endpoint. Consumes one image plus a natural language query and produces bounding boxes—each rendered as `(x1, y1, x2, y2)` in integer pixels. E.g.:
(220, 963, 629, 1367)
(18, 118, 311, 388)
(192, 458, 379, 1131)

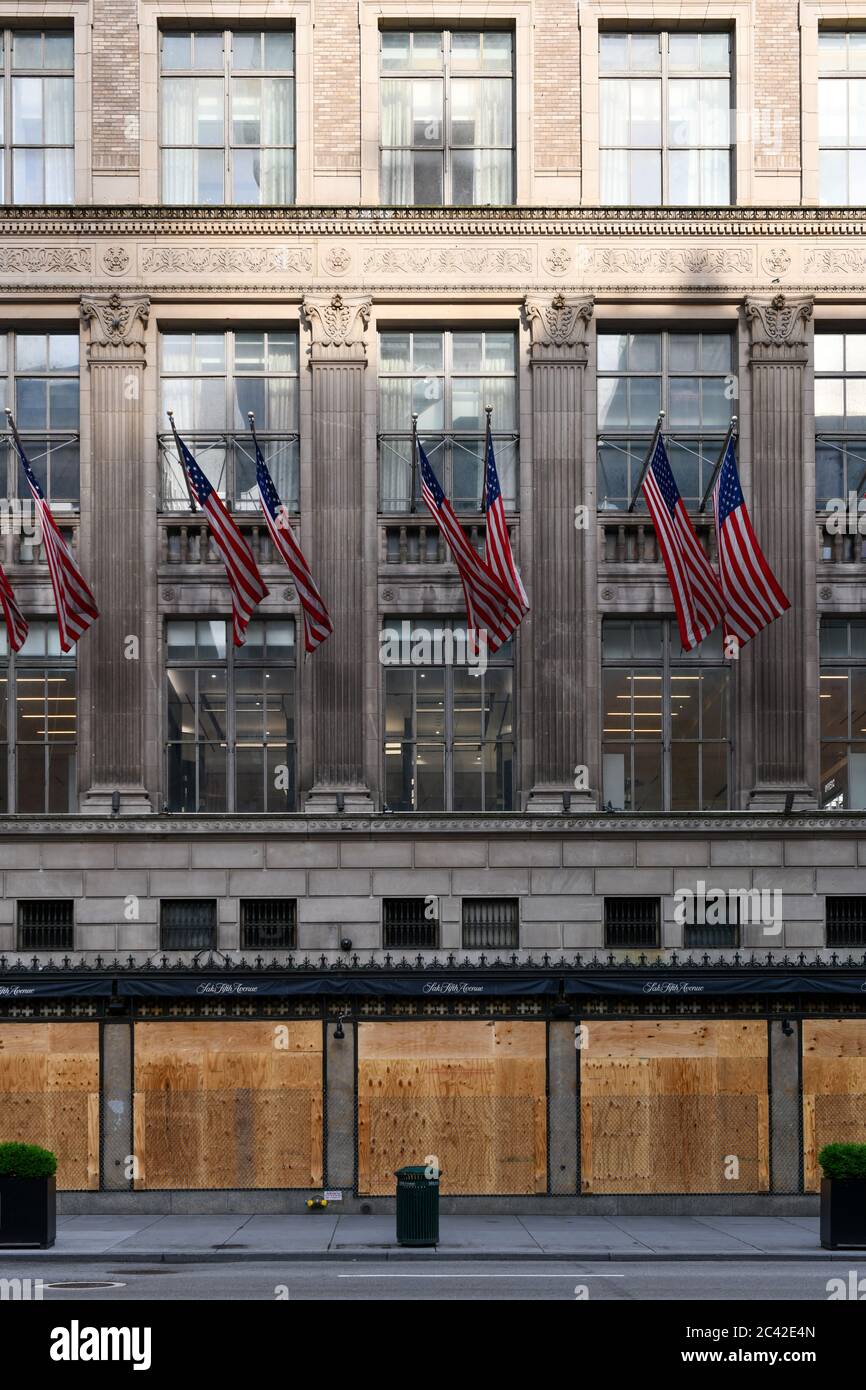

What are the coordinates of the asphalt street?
(8, 1258, 862, 1301)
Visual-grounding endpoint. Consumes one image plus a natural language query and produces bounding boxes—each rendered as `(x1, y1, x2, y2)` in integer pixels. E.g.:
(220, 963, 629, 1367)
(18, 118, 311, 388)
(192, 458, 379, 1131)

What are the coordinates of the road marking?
(337, 1272, 625, 1279)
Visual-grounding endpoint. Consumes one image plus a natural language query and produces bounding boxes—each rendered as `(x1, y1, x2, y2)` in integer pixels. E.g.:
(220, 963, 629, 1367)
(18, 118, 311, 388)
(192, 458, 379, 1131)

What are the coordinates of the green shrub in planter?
(818, 1143, 866, 1181)
(0, 1142, 57, 1179)
(0, 1143, 57, 1247)
(819, 1143, 866, 1250)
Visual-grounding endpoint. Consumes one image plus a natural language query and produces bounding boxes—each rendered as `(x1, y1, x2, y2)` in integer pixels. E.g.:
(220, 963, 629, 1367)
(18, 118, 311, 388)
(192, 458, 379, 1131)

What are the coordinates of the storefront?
(1, 963, 865, 1208)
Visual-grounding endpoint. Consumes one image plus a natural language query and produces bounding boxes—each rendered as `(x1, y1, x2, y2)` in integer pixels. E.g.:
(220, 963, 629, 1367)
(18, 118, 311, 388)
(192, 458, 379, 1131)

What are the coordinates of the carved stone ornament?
(302, 293, 371, 355)
(80, 291, 149, 358)
(525, 293, 594, 351)
(745, 293, 812, 349)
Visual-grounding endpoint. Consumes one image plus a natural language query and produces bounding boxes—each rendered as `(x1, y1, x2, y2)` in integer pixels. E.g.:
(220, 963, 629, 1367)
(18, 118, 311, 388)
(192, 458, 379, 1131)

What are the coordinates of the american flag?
(712, 436, 790, 644)
(252, 432, 333, 653)
(642, 433, 725, 652)
(172, 424, 269, 647)
(9, 421, 98, 652)
(418, 441, 522, 654)
(483, 427, 529, 618)
(0, 560, 27, 652)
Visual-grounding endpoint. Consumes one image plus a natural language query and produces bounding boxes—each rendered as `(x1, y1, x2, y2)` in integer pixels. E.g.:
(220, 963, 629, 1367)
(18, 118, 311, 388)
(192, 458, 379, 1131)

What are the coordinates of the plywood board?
(357, 1021, 547, 1196)
(580, 1020, 769, 1194)
(0, 1023, 99, 1190)
(802, 1020, 866, 1192)
(133, 1021, 323, 1190)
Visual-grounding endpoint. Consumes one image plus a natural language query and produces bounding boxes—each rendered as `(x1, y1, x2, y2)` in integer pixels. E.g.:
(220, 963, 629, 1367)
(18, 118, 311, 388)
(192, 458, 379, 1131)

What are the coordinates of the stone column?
(768, 1019, 802, 1195)
(325, 1018, 355, 1191)
(100, 1020, 133, 1191)
(744, 295, 816, 808)
(301, 294, 374, 813)
(79, 292, 151, 813)
(524, 294, 596, 813)
(548, 1019, 578, 1194)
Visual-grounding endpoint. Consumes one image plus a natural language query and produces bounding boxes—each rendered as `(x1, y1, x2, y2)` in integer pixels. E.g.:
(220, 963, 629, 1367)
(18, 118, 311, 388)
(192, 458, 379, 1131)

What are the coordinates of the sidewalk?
(0, 1214, 836, 1262)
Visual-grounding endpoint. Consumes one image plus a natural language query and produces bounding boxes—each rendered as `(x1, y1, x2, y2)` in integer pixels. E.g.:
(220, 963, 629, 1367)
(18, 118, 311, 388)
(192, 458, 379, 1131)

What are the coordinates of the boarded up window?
(133, 1021, 323, 1189)
(0, 1023, 99, 1189)
(580, 1020, 769, 1194)
(803, 1020, 866, 1192)
(357, 1020, 546, 1196)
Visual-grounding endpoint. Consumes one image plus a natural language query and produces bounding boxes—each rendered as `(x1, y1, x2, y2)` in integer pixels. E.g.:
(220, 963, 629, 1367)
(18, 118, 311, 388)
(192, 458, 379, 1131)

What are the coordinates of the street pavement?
(3, 1257, 860, 1301)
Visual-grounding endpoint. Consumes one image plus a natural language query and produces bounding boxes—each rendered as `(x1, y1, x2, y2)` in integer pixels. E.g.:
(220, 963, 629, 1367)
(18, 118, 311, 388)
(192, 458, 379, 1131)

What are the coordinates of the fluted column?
(301, 294, 374, 812)
(744, 294, 816, 808)
(524, 294, 596, 813)
(79, 292, 151, 813)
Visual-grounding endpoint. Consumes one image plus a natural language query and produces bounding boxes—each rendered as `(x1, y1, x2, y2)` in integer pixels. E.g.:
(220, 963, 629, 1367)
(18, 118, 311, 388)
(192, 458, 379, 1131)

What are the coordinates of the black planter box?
(820, 1178, 866, 1250)
(0, 1176, 56, 1248)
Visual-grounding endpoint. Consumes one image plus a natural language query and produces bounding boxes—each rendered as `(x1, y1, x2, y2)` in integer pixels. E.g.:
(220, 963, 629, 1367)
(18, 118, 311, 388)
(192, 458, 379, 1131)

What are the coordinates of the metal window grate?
(17, 900, 73, 951)
(240, 899, 297, 951)
(462, 898, 519, 950)
(160, 899, 217, 951)
(827, 897, 866, 948)
(382, 898, 439, 950)
(684, 922, 739, 949)
(604, 897, 660, 950)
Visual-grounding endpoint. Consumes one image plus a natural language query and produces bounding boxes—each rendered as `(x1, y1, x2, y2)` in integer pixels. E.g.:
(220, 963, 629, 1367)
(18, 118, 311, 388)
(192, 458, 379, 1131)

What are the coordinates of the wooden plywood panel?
(133, 1022, 323, 1190)
(580, 1020, 768, 1194)
(803, 1021, 866, 1192)
(357, 1021, 547, 1196)
(0, 1023, 99, 1190)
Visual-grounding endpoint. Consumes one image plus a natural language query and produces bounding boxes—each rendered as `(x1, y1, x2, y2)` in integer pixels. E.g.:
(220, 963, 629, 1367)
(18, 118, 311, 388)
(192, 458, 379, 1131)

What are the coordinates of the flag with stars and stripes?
(10, 433, 98, 652)
(174, 427, 268, 647)
(483, 428, 529, 619)
(418, 441, 523, 654)
(712, 436, 789, 645)
(254, 437, 333, 653)
(0, 560, 27, 652)
(642, 433, 725, 652)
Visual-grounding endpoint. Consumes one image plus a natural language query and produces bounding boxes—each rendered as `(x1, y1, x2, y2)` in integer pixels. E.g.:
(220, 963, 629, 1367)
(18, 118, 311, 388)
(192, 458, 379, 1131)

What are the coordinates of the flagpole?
(410, 412, 419, 515)
(165, 409, 198, 513)
(626, 411, 665, 513)
(482, 405, 493, 513)
(698, 415, 738, 515)
(4, 406, 23, 453)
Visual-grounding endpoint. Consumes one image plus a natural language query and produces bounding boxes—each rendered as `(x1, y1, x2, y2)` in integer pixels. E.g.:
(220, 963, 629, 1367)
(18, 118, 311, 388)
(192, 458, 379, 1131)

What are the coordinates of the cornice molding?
(0, 813, 864, 836)
(4, 207, 866, 238)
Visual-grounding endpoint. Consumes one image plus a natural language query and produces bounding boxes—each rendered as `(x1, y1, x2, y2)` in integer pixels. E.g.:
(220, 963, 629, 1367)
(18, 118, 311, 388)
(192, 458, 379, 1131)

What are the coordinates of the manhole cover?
(44, 1281, 126, 1290)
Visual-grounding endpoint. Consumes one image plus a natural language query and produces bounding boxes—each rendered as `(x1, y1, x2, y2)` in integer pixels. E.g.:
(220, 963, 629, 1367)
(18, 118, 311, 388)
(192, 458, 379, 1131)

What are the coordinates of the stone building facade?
(0, 0, 865, 1213)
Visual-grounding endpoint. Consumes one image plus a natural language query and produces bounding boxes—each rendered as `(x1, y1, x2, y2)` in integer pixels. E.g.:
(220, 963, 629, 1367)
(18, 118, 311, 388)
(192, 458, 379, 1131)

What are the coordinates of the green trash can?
(395, 1165, 440, 1247)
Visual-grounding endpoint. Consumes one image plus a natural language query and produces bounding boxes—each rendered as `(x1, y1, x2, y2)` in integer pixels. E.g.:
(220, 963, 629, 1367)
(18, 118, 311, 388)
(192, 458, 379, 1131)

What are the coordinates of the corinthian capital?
(745, 293, 812, 351)
(302, 293, 371, 358)
(81, 292, 150, 362)
(525, 293, 593, 358)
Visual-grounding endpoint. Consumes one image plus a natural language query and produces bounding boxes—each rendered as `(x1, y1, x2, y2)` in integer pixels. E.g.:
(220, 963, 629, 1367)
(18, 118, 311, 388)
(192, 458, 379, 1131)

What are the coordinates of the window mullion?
(661, 32, 669, 206)
(225, 32, 232, 203)
(227, 648, 235, 813)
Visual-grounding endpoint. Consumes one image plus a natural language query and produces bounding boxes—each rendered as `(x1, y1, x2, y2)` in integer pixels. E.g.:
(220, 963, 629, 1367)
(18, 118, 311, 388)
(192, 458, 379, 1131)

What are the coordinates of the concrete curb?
(2, 1248, 844, 1264)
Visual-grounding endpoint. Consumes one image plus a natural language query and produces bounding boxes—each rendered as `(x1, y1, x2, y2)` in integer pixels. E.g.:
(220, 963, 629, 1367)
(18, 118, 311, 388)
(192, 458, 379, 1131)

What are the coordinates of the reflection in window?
(378, 329, 518, 511)
(160, 29, 295, 205)
(165, 618, 296, 812)
(597, 331, 732, 509)
(818, 32, 866, 205)
(158, 329, 299, 511)
(599, 30, 731, 205)
(602, 618, 730, 811)
(380, 28, 513, 205)
(815, 333, 866, 508)
(382, 618, 514, 811)
(0, 620, 77, 812)
(3, 29, 75, 204)
(0, 331, 79, 507)
(819, 618, 866, 809)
